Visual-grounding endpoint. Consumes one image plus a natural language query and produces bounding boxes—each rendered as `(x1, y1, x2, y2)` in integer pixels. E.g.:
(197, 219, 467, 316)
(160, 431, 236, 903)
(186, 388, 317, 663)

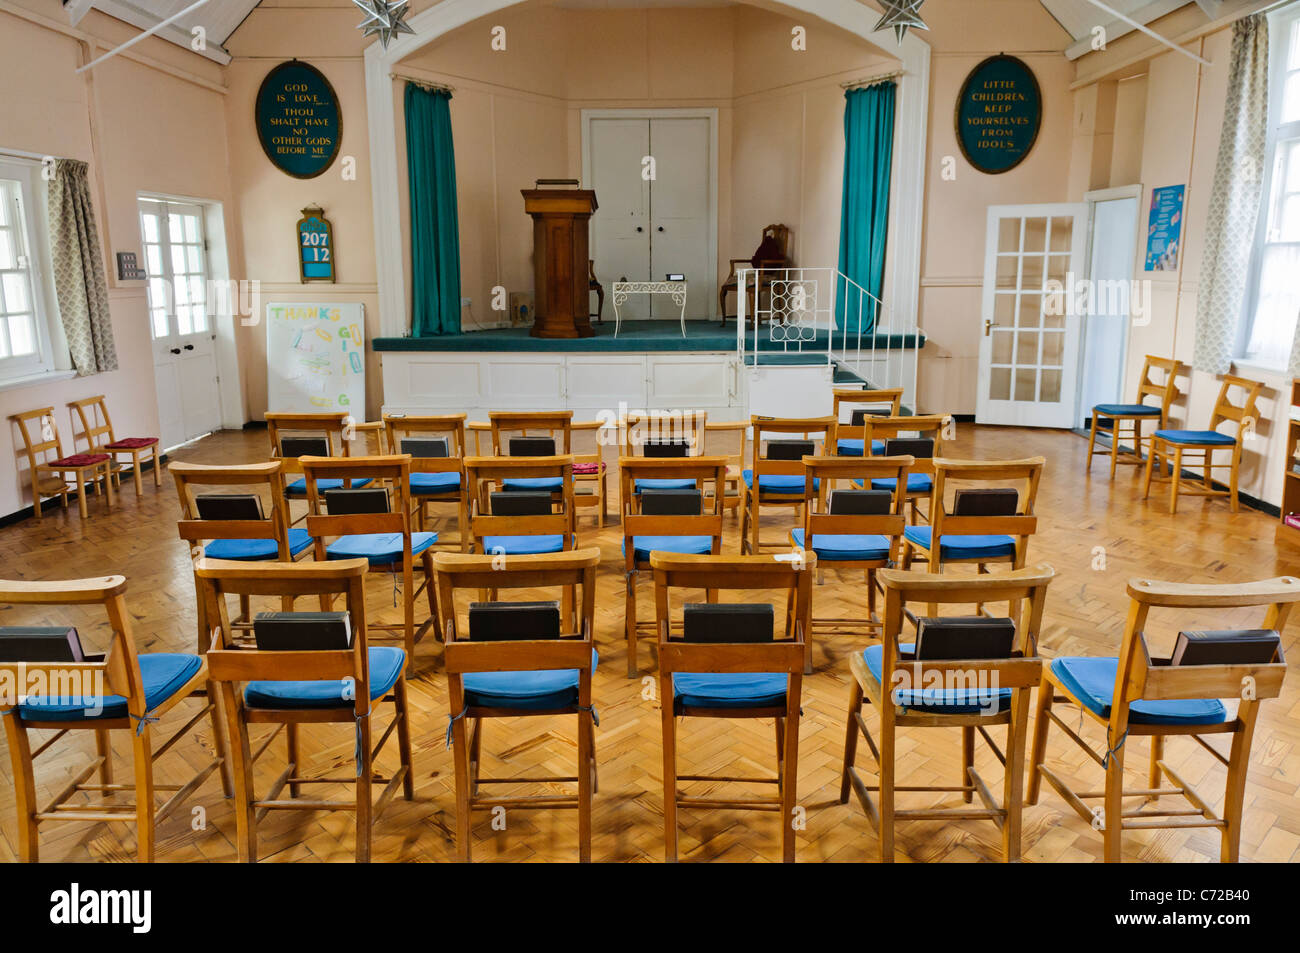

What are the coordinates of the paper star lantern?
(353, 0, 415, 50)
(875, 0, 929, 43)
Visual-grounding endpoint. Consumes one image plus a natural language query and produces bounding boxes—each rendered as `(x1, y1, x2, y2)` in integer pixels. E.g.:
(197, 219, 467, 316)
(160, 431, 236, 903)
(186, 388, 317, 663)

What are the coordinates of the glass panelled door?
(977, 204, 1087, 428)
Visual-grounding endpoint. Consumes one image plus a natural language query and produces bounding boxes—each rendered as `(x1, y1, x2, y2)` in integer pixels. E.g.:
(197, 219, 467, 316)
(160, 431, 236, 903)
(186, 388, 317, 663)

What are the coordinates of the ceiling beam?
(1193, 0, 1224, 16)
(1064, 0, 1196, 60)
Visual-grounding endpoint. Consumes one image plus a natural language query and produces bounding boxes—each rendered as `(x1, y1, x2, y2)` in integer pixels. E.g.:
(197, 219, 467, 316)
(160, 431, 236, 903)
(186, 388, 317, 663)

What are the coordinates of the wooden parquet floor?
(1, 424, 1298, 863)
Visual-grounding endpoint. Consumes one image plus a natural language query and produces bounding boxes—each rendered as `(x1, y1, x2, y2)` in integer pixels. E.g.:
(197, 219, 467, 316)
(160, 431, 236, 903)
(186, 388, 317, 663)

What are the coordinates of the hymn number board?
(297, 207, 335, 283)
(255, 60, 342, 179)
(955, 55, 1043, 175)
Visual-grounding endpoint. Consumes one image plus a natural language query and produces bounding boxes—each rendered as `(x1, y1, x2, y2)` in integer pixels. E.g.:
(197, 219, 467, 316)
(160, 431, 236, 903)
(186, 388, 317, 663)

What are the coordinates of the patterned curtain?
(1193, 15, 1269, 375)
(47, 159, 117, 375)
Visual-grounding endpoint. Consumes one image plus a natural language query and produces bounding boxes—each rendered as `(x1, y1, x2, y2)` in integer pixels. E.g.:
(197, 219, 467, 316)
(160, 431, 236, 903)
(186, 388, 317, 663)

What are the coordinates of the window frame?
(0, 158, 58, 384)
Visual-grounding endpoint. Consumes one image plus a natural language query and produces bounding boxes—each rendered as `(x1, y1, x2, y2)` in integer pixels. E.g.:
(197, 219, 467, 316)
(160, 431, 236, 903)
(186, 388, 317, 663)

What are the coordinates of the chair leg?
(1169, 448, 1183, 515)
(1142, 439, 1158, 499)
(75, 469, 89, 518)
(1026, 672, 1053, 805)
(220, 683, 257, 862)
(1229, 448, 1241, 513)
(780, 714, 799, 864)
(1221, 701, 1257, 863)
(1086, 416, 1098, 473)
(132, 454, 144, 496)
(131, 725, 156, 863)
(95, 728, 114, 788)
(1147, 735, 1163, 793)
(286, 723, 301, 798)
(3, 714, 39, 862)
(1102, 737, 1126, 862)
(577, 710, 593, 863)
(839, 680, 862, 803)
(1002, 689, 1031, 862)
(153, 447, 163, 486)
(1109, 421, 1120, 478)
(206, 685, 233, 797)
(878, 711, 895, 863)
(660, 682, 679, 862)
(962, 726, 975, 803)
(451, 708, 474, 863)
(626, 569, 639, 679)
(355, 714, 373, 863)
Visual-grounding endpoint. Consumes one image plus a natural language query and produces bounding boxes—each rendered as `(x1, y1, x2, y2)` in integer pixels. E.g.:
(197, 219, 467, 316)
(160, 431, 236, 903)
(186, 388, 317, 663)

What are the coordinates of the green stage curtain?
(406, 84, 462, 336)
(836, 82, 895, 335)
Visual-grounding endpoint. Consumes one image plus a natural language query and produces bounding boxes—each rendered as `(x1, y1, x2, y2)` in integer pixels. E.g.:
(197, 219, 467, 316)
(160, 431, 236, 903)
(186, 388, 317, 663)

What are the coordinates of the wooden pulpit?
(522, 184, 598, 338)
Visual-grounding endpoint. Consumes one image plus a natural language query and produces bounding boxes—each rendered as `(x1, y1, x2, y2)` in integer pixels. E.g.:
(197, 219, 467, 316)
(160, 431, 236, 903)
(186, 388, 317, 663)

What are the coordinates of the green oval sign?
(255, 60, 342, 179)
(955, 55, 1042, 175)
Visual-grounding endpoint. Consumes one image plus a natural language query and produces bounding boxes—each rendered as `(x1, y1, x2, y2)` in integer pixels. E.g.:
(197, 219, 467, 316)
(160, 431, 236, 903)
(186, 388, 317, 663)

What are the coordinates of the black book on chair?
(279, 436, 331, 458)
(884, 437, 935, 459)
(682, 603, 774, 643)
(641, 488, 702, 515)
(490, 491, 553, 516)
(913, 616, 1016, 661)
(325, 487, 391, 515)
(509, 436, 556, 456)
(1170, 629, 1280, 666)
(195, 493, 264, 521)
(952, 488, 1019, 516)
(643, 438, 690, 458)
(766, 439, 815, 461)
(253, 612, 352, 651)
(850, 408, 893, 426)
(401, 437, 449, 459)
(0, 626, 86, 662)
(468, 601, 561, 641)
(829, 489, 892, 515)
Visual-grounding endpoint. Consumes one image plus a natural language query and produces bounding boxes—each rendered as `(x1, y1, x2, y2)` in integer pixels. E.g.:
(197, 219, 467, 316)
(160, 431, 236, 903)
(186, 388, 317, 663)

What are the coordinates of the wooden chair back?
(266, 412, 351, 486)
(620, 456, 728, 548)
(464, 455, 576, 549)
(383, 413, 468, 487)
(171, 461, 293, 558)
(67, 395, 118, 452)
(1207, 374, 1266, 440)
(10, 407, 67, 478)
(704, 420, 748, 466)
(800, 455, 912, 552)
(619, 410, 707, 457)
(299, 455, 415, 555)
(1133, 355, 1185, 417)
(929, 457, 1044, 561)
(831, 387, 903, 454)
(749, 416, 834, 487)
(862, 414, 951, 481)
(489, 411, 573, 456)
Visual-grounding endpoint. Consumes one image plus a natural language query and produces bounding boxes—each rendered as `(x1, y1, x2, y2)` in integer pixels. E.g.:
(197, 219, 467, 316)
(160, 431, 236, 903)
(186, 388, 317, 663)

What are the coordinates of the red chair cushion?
(49, 453, 109, 467)
(571, 462, 605, 475)
(105, 437, 158, 450)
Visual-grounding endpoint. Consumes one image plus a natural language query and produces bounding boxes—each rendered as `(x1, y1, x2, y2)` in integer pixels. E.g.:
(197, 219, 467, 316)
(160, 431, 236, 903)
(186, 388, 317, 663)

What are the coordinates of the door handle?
(657, 226, 664, 233)
(183, 343, 194, 351)
(169, 347, 181, 354)
(636, 226, 643, 233)
(984, 319, 993, 337)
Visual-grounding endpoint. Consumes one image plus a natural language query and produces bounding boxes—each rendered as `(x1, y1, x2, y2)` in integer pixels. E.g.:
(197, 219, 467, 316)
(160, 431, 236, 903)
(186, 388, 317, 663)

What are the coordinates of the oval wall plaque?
(255, 60, 342, 179)
(955, 55, 1042, 175)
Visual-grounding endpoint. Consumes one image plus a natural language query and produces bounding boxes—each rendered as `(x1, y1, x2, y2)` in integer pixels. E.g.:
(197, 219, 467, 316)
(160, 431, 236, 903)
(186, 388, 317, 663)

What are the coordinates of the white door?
(977, 204, 1087, 428)
(140, 198, 221, 449)
(1078, 190, 1140, 424)
(590, 118, 651, 319)
(648, 118, 711, 319)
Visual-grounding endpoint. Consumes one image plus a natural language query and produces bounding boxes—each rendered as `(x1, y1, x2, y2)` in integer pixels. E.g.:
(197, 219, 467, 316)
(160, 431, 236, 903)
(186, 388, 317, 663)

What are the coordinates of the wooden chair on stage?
(840, 565, 1054, 862)
(830, 386, 903, 457)
(10, 407, 113, 519)
(437, 548, 601, 862)
(1028, 575, 1297, 862)
(383, 413, 470, 546)
(199, 557, 413, 863)
(790, 454, 912, 651)
(1086, 355, 1184, 477)
(651, 551, 813, 862)
(719, 223, 791, 324)
(620, 456, 728, 678)
(704, 419, 749, 519)
(68, 394, 162, 497)
(861, 414, 951, 523)
(571, 419, 610, 528)
(0, 575, 228, 862)
(740, 416, 834, 554)
(1142, 373, 1265, 514)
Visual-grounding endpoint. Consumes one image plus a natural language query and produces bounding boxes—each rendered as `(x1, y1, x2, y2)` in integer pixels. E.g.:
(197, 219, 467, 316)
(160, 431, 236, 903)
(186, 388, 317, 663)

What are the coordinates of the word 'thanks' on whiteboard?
(266, 302, 365, 414)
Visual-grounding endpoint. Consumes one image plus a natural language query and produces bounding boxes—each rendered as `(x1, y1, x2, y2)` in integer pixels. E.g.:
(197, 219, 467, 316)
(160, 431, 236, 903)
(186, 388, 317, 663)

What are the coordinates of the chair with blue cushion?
(620, 455, 728, 678)
(198, 557, 413, 863)
(703, 420, 749, 520)
(651, 551, 814, 862)
(0, 574, 229, 862)
(789, 454, 912, 651)
(830, 386, 902, 457)
(860, 413, 951, 524)
(383, 412, 470, 547)
(1141, 373, 1264, 514)
(265, 411, 356, 503)
(619, 410, 708, 498)
(301, 455, 438, 663)
(489, 409, 573, 495)
(1086, 355, 1184, 478)
(436, 548, 601, 862)
(840, 564, 1053, 862)
(1028, 574, 1297, 863)
(741, 415, 834, 555)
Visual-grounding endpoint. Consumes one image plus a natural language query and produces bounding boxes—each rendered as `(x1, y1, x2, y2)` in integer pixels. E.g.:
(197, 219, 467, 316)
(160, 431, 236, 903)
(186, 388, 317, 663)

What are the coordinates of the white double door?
(588, 115, 713, 320)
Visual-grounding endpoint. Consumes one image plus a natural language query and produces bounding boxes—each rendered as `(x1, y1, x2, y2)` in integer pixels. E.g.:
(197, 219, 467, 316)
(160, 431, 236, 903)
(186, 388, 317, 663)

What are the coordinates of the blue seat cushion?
(835, 438, 886, 456)
(1154, 429, 1236, 446)
(1051, 657, 1227, 726)
(623, 535, 714, 561)
(204, 527, 314, 560)
(635, 478, 697, 492)
(482, 534, 569, 555)
(1094, 403, 1162, 417)
(862, 644, 1011, 714)
(869, 474, 933, 493)
(673, 672, 788, 709)
(285, 477, 373, 496)
(409, 472, 461, 495)
(502, 477, 564, 492)
(463, 649, 598, 710)
(244, 647, 406, 710)
(903, 525, 1016, 560)
(19, 653, 202, 722)
(790, 528, 890, 561)
(742, 470, 819, 494)
(326, 531, 437, 565)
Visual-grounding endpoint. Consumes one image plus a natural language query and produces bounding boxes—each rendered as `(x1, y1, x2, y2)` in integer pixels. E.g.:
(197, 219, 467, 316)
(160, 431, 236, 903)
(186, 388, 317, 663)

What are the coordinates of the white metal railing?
(735, 266, 923, 403)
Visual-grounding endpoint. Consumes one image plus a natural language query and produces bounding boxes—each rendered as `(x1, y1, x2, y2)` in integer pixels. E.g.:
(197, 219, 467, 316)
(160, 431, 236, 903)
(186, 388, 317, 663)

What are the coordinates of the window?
(138, 198, 208, 340)
(1243, 8, 1300, 367)
(0, 161, 55, 381)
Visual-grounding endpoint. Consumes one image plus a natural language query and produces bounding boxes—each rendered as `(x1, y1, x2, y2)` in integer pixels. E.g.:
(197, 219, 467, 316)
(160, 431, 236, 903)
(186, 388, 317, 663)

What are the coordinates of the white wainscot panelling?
(484, 356, 565, 407)
(565, 355, 648, 410)
(402, 358, 482, 404)
(647, 354, 733, 409)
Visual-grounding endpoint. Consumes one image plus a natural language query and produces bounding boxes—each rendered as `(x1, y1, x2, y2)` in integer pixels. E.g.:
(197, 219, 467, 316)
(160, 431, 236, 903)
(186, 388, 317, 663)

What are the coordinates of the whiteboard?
(265, 302, 365, 414)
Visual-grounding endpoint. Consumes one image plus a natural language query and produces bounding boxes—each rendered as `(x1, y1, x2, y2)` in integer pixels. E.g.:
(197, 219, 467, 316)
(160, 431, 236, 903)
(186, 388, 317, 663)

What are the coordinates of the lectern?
(522, 183, 598, 338)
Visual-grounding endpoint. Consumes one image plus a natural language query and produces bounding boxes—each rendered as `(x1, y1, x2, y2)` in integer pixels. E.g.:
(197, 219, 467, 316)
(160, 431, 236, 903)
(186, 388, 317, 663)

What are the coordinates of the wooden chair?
(1142, 373, 1265, 514)
(571, 419, 610, 528)
(383, 413, 470, 546)
(704, 420, 749, 519)
(899, 457, 1044, 578)
(861, 414, 951, 523)
(464, 455, 577, 559)
(719, 223, 792, 324)
(198, 557, 413, 863)
(588, 259, 604, 324)
(740, 416, 834, 554)
(300, 455, 437, 662)
(265, 411, 360, 501)
(790, 454, 912, 650)
(620, 456, 728, 678)
(651, 551, 813, 862)
(1087, 355, 1185, 477)
(9, 407, 113, 519)
(1027, 575, 1298, 862)
(0, 574, 229, 862)
(619, 409, 708, 503)
(68, 394, 162, 497)
(436, 548, 601, 862)
(830, 386, 904, 457)
(348, 420, 388, 455)
(840, 565, 1054, 862)
(467, 420, 492, 455)
(490, 410, 574, 497)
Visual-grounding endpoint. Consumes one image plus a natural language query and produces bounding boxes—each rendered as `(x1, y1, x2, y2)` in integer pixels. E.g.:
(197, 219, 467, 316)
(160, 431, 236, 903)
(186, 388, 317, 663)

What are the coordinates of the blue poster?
(1145, 185, 1185, 272)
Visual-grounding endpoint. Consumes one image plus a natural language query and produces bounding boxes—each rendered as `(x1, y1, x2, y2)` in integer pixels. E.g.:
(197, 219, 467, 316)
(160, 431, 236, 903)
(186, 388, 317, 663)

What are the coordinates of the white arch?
(365, 0, 929, 337)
